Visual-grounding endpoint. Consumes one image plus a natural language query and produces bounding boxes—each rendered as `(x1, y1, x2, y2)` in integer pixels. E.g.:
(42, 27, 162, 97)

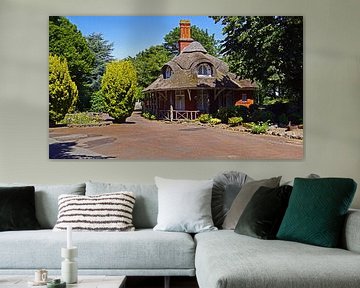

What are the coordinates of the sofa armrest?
(342, 209, 360, 253)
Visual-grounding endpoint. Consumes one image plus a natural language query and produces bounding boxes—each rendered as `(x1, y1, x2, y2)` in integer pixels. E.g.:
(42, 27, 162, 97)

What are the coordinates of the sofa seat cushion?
(0, 229, 195, 271)
(195, 230, 360, 288)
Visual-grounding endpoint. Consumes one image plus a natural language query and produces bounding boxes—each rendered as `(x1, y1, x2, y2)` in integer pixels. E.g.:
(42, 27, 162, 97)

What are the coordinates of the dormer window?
(164, 66, 173, 79)
(197, 63, 212, 77)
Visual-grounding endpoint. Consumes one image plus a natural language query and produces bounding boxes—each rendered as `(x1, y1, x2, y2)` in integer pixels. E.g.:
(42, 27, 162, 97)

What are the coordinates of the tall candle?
(67, 225, 72, 248)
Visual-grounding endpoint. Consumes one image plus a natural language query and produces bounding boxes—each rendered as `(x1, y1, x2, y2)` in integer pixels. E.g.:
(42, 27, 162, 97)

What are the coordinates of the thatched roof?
(144, 41, 256, 92)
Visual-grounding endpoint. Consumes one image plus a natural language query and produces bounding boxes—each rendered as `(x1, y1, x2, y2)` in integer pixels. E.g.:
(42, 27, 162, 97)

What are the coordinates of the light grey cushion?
(341, 209, 360, 253)
(0, 183, 85, 228)
(212, 171, 252, 228)
(0, 229, 195, 272)
(53, 192, 136, 231)
(154, 177, 217, 233)
(195, 230, 360, 288)
(222, 176, 281, 229)
(85, 181, 158, 229)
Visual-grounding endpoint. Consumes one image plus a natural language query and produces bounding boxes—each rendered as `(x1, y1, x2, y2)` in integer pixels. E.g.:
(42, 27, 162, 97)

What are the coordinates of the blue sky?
(66, 16, 224, 59)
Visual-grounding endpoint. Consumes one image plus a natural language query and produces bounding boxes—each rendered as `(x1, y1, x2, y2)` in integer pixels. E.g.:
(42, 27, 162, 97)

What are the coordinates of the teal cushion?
(235, 185, 292, 239)
(0, 186, 41, 231)
(277, 178, 357, 247)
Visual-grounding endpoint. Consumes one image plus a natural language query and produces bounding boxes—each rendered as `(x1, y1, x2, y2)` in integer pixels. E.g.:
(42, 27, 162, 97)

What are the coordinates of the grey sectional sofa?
(0, 180, 360, 288)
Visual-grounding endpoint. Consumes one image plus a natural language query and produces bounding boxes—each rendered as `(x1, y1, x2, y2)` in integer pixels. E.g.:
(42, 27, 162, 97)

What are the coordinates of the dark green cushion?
(277, 178, 357, 247)
(235, 185, 292, 239)
(0, 186, 41, 231)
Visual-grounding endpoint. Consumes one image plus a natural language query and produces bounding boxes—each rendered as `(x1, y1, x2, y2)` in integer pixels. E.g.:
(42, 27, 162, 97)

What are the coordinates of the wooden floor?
(126, 276, 199, 288)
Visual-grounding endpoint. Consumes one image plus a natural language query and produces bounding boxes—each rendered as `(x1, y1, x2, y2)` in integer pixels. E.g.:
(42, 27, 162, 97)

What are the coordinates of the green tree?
(163, 25, 219, 56)
(49, 54, 78, 125)
(212, 16, 303, 105)
(49, 16, 95, 111)
(86, 33, 114, 111)
(101, 60, 138, 123)
(132, 45, 172, 90)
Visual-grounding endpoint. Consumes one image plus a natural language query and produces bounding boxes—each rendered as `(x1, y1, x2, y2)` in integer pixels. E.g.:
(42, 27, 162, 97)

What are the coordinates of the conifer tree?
(49, 54, 78, 125)
(101, 60, 138, 123)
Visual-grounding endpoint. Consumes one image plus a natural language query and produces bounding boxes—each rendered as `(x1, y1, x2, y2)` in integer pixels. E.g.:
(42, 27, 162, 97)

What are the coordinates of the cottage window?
(197, 63, 212, 77)
(164, 66, 173, 79)
(242, 94, 247, 101)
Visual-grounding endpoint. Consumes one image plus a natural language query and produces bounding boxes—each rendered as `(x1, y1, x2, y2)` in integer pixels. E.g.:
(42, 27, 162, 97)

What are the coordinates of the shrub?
(250, 109, 275, 123)
(249, 121, 270, 134)
(142, 112, 156, 120)
(101, 60, 138, 123)
(228, 117, 243, 127)
(198, 114, 212, 123)
(49, 54, 78, 125)
(60, 112, 100, 125)
(277, 113, 289, 126)
(215, 106, 249, 123)
(209, 118, 221, 125)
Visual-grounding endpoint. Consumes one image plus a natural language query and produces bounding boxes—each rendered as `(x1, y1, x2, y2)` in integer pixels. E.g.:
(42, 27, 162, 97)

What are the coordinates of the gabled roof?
(144, 42, 256, 92)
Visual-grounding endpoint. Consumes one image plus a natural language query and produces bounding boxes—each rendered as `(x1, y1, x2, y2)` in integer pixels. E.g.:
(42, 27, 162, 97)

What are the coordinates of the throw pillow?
(212, 171, 252, 228)
(222, 176, 281, 230)
(0, 186, 41, 231)
(53, 192, 136, 231)
(153, 177, 217, 233)
(86, 181, 158, 229)
(234, 185, 293, 239)
(0, 183, 86, 228)
(277, 178, 357, 247)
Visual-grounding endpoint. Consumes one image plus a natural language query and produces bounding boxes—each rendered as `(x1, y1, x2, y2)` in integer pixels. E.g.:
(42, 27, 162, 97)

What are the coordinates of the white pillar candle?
(67, 225, 72, 249)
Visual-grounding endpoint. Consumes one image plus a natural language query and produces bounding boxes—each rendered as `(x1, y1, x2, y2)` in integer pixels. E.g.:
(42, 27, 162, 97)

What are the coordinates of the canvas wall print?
(49, 16, 303, 160)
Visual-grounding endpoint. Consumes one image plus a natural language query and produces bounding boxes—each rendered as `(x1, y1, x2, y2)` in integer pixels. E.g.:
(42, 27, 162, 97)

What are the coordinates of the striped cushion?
(53, 192, 136, 232)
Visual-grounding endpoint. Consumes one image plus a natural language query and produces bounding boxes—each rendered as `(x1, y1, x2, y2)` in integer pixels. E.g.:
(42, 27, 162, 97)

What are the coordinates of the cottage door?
(175, 90, 185, 110)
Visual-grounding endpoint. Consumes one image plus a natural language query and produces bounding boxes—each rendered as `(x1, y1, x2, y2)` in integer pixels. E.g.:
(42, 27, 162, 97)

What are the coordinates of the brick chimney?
(178, 20, 193, 53)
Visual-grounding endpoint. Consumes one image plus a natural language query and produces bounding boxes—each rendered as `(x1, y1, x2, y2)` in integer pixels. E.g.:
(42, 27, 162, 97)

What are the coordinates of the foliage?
(250, 109, 275, 123)
(215, 106, 250, 123)
(49, 54, 78, 125)
(212, 16, 303, 106)
(86, 33, 114, 110)
(132, 45, 172, 91)
(248, 121, 270, 134)
(142, 112, 157, 120)
(209, 118, 221, 125)
(228, 117, 243, 126)
(249, 100, 302, 125)
(60, 112, 101, 125)
(90, 90, 106, 113)
(277, 113, 289, 126)
(101, 60, 138, 123)
(163, 25, 220, 56)
(49, 16, 96, 111)
(198, 114, 212, 123)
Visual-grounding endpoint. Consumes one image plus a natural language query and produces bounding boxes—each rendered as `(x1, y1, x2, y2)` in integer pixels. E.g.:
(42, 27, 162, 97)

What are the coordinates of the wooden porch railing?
(158, 110, 200, 121)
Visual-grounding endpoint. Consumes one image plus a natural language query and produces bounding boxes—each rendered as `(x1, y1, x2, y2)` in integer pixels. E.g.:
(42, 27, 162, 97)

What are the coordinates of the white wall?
(0, 0, 359, 208)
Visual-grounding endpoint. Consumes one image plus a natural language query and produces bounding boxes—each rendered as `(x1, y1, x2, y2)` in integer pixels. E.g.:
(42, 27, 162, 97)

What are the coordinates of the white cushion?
(153, 177, 217, 233)
(53, 192, 135, 231)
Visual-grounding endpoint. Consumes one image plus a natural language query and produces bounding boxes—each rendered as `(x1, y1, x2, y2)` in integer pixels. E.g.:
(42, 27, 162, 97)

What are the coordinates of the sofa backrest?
(86, 181, 158, 229)
(0, 182, 86, 228)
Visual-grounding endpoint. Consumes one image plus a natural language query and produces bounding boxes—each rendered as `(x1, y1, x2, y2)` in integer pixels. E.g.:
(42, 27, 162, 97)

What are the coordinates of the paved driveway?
(49, 112, 303, 160)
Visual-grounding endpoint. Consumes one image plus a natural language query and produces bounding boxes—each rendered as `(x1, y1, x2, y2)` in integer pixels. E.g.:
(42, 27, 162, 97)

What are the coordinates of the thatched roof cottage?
(143, 20, 257, 120)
